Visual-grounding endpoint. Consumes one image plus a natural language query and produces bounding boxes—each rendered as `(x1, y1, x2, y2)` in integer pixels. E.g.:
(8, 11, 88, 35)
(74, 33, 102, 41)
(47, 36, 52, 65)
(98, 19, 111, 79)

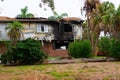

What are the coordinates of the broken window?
(41, 25, 44, 32)
(37, 24, 48, 33)
(64, 24, 72, 32)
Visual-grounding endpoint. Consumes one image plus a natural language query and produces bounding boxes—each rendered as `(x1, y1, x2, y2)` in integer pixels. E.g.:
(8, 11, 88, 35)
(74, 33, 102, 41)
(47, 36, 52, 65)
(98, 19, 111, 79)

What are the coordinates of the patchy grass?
(0, 62, 120, 80)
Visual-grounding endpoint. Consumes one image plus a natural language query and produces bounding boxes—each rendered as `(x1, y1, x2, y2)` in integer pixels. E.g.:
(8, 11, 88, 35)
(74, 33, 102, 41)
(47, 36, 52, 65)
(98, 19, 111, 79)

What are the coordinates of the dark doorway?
(64, 24, 72, 32)
(52, 41, 70, 50)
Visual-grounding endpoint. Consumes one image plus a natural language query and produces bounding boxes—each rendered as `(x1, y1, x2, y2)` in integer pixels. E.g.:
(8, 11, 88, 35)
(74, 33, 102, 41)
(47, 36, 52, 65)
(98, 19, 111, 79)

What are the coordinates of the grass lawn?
(0, 62, 120, 80)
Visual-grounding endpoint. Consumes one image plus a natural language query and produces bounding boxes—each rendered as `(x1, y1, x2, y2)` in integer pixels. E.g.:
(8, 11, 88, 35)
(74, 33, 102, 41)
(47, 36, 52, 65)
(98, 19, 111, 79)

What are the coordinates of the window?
(37, 24, 48, 33)
(64, 24, 72, 32)
(41, 25, 44, 32)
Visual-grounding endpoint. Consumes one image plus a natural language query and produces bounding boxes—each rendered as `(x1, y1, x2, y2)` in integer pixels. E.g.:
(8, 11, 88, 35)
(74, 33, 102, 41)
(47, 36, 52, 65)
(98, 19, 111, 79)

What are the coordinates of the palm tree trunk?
(87, 15, 91, 41)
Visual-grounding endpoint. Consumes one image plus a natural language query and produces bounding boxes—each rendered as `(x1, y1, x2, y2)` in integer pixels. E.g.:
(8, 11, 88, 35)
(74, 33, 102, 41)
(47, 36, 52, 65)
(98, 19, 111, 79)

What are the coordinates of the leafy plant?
(99, 37, 111, 57)
(110, 39, 120, 59)
(0, 38, 47, 65)
(6, 21, 24, 46)
(68, 40, 92, 58)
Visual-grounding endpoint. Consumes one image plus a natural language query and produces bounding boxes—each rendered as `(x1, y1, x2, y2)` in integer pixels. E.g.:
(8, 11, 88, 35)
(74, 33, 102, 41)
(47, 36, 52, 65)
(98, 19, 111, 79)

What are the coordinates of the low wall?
(0, 42, 7, 54)
(42, 42, 69, 57)
(0, 41, 69, 58)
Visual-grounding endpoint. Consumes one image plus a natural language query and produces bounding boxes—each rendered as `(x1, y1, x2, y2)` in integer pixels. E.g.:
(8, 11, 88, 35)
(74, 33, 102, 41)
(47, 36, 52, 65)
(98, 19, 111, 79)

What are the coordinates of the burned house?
(0, 16, 83, 57)
(42, 17, 84, 57)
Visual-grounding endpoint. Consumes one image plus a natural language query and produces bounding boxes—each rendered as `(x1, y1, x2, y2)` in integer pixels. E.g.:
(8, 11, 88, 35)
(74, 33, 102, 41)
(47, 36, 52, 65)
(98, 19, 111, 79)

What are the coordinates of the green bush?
(68, 40, 92, 58)
(0, 38, 47, 65)
(98, 37, 111, 57)
(110, 39, 120, 59)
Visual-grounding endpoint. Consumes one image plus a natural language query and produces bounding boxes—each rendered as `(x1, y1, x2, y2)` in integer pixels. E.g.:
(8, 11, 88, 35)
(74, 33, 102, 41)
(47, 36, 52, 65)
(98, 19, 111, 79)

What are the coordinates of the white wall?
(23, 23, 55, 41)
(73, 24, 83, 40)
(0, 22, 55, 41)
(0, 23, 9, 41)
(44, 25, 54, 41)
(24, 32, 35, 39)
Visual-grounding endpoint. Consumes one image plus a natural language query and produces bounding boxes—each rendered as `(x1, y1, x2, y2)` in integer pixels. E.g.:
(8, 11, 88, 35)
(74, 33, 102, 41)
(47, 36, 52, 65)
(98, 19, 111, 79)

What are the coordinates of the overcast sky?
(0, 0, 120, 19)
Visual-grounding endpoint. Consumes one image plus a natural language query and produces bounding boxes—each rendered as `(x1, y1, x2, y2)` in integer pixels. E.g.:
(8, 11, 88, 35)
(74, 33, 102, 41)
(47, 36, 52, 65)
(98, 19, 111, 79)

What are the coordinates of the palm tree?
(6, 21, 24, 46)
(83, 0, 100, 15)
(113, 5, 120, 39)
(98, 1, 115, 36)
(83, 0, 100, 54)
(16, 6, 35, 18)
(90, 1, 116, 54)
(48, 11, 68, 20)
(83, 0, 117, 54)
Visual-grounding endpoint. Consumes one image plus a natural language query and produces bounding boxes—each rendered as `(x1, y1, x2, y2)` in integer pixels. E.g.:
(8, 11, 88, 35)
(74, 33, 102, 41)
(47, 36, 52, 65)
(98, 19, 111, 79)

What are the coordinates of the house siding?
(22, 22, 55, 41)
(0, 23, 9, 41)
(73, 24, 83, 40)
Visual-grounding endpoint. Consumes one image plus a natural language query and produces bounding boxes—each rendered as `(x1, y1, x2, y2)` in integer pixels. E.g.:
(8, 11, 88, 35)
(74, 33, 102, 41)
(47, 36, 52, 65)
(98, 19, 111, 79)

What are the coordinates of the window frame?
(36, 24, 48, 33)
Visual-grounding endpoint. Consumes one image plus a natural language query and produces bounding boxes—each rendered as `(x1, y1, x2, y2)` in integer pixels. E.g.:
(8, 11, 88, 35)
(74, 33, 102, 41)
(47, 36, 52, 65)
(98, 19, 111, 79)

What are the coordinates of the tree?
(6, 21, 24, 46)
(40, 0, 55, 11)
(16, 6, 35, 18)
(82, 0, 117, 54)
(90, 1, 116, 54)
(83, 0, 100, 54)
(83, 0, 100, 15)
(98, 2, 115, 37)
(48, 11, 68, 20)
(113, 5, 120, 39)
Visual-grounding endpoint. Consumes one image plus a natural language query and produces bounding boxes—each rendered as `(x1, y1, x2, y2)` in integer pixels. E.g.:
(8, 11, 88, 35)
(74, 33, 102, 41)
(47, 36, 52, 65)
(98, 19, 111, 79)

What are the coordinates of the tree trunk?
(87, 15, 91, 41)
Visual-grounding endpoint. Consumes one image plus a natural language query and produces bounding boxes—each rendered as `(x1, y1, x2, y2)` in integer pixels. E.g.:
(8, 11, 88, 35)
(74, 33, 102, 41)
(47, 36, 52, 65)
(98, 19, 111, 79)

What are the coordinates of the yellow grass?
(0, 62, 120, 80)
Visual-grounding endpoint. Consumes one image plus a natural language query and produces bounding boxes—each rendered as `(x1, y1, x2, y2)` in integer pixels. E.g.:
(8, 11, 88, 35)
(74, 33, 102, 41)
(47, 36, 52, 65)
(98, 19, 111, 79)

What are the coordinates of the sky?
(0, 0, 120, 19)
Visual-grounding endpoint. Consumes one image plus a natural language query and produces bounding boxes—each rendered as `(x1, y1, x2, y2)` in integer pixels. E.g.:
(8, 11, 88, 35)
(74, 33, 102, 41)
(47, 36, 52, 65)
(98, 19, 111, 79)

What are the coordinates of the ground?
(0, 62, 120, 80)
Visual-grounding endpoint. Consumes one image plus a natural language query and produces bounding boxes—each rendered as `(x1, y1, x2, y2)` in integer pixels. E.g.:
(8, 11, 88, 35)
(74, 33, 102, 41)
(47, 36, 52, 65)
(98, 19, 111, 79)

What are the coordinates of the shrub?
(98, 37, 111, 57)
(110, 39, 120, 59)
(0, 38, 48, 65)
(68, 40, 92, 58)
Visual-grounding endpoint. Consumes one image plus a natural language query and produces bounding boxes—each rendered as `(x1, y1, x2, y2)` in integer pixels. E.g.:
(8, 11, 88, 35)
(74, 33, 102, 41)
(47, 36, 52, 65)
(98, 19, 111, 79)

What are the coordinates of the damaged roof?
(0, 16, 83, 24)
(60, 17, 82, 21)
(0, 16, 16, 22)
(0, 16, 58, 24)
(60, 17, 84, 24)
